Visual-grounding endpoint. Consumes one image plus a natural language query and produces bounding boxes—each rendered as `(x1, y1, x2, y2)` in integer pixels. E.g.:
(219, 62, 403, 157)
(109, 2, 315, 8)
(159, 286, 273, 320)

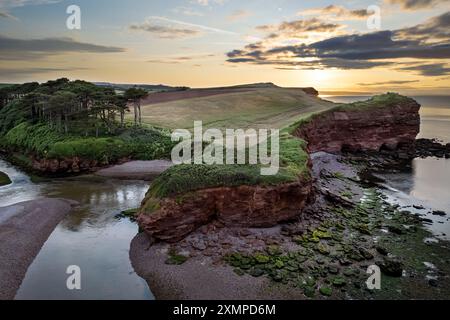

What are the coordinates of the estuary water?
(0, 160, 153, 300)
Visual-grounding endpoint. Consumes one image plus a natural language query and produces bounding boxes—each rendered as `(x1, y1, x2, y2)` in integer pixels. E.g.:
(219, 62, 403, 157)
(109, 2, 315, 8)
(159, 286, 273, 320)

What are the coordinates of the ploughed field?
(128, 87, 334, 130)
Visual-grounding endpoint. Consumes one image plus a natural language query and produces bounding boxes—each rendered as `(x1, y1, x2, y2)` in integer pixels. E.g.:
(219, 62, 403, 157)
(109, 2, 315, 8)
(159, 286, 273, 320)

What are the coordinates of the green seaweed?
(0, 171, 12, 186)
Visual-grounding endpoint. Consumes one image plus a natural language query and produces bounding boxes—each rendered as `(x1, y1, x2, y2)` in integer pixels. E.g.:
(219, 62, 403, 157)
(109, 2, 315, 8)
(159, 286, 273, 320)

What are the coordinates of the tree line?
(0, 78, 148, 136)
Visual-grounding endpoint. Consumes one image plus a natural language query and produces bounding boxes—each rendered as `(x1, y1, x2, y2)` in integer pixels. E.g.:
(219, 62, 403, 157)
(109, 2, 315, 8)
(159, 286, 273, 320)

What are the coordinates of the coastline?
(130, 151, 450, 300)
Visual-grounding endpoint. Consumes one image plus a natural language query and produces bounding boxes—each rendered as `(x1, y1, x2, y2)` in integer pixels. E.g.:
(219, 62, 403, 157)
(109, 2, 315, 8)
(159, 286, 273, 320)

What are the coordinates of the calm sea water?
(325, 95, 450, 240)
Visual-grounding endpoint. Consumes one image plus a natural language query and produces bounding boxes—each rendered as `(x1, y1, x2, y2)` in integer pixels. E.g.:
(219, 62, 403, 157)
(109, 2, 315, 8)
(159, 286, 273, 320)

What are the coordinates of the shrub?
(2, 122, 174, 163)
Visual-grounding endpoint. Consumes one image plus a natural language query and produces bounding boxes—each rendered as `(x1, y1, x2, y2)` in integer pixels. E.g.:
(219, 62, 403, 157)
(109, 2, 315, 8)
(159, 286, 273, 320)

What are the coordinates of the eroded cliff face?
(294, 99, 421, 153)
(31, 156, 130, 174)
(32, 157, 100, 173)
(138, 181, 313, 243)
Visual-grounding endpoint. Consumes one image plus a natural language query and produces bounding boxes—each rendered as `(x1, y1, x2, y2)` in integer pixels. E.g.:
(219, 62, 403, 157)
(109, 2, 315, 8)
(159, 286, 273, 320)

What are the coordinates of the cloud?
(194, 0, 226, 6)
(227, 10, 252, 21)
(0, 66, 88, 78)
(279, 18, 342, 33)
(225, 12, 450, 73)
(300, 5, 370, 20)
(129, 22, 201, 39)
(385, 0, 450, 10)
(357, 80, 420, 86)
(253, 17, 345, 44)
(129, 16, 237, 39)
(398, 63, 450, 75)
(227, 55, 393, 70)
(0, 0, 62, 8)
(172, 6, 204, 17)
(257, 18, 342, 34)
(0, 34, 125, 60)
(395, 11, 450, 41)
(309, 30, 450, 60)
(147, 53, 216, 64)
(0, 11, 17, 19)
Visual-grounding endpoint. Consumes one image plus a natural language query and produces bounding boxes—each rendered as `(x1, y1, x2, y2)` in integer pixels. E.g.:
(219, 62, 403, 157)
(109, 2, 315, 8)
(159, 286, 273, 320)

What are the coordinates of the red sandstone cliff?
(138, 181, 313, 243)
(294, 96, 421, 153)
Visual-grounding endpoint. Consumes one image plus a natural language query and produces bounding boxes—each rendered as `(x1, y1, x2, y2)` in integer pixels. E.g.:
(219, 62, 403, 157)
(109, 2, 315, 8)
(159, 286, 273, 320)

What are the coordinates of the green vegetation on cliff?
(146, 131, 310, 199)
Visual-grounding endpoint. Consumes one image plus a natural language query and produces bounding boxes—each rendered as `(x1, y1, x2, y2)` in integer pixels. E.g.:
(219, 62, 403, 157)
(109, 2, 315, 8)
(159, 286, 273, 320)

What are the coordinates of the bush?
(1, 122, 174, 163)
(3, 123, 68, 154)
(48, 137, 129, 162)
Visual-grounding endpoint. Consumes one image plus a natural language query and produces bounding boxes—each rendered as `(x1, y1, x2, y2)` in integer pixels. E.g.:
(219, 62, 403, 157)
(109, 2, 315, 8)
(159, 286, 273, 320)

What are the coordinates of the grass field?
(129, 87, 335, 130)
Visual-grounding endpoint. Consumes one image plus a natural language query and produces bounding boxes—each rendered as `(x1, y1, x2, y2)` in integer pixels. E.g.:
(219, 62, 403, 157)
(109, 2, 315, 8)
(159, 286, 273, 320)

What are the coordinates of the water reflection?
(0, 159, 153, 300)
(381, 158, 450, 240)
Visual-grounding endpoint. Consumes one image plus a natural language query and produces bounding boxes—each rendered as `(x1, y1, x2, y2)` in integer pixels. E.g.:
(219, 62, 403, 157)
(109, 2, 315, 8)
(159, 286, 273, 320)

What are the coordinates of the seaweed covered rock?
(0, 171, 12, 186)
(379, 256, 404, 277)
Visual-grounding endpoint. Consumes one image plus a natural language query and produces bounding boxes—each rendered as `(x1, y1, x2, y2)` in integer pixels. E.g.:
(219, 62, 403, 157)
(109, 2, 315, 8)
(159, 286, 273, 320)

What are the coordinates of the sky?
(0, 0, 449, 94)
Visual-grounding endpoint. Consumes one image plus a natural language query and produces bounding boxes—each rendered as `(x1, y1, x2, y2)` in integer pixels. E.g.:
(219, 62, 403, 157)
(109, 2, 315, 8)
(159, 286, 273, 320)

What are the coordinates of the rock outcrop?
(300, 87, 319, 96)
(138, 181, 313, 243)
(415, 138, 450, 159)
(138, 93, 422, 243)
(294, 96, 421, 153)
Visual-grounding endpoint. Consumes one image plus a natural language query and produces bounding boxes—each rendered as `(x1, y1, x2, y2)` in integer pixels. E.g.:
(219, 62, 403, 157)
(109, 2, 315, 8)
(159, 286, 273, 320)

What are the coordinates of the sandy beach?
(95, 160, 173, 180)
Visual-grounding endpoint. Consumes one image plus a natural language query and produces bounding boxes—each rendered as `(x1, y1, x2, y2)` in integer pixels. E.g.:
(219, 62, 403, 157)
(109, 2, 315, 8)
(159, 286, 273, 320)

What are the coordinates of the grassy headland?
(288, 93, 415, 130)
(143, 93, 411, 203)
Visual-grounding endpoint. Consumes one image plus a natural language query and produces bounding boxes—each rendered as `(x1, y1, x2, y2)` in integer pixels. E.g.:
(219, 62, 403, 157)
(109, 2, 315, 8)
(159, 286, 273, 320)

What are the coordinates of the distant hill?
(199, 82, 279, 90)
(197, 83, 318, 96)
(94, 82, 189, 93)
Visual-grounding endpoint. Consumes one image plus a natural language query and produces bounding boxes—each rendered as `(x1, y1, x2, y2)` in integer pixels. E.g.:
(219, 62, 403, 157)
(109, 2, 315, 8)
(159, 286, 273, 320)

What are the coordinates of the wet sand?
(130, 233, 304, 300)
(129, 152, 450, 300)
(95, 160, 173, 180)
(0, 198, 76, 300)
